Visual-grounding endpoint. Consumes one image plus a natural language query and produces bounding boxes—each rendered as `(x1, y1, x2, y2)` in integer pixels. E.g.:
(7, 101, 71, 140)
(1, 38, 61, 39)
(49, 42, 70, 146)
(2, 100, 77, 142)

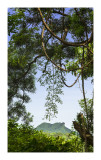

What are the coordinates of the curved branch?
(61, 71, 81, 87)
(42, 26, 78, 72)
(41, 25, 93, 72)
(38, 8, 93, 47)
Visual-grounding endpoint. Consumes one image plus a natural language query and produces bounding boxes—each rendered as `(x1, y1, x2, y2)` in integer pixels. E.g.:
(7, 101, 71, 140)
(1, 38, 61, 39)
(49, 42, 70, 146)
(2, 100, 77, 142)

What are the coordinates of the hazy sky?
(25, 71, 93, 129)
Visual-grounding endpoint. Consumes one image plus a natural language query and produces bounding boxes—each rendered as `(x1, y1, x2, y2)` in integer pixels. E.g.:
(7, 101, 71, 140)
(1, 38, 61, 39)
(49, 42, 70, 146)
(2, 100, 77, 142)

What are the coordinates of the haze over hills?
(35, 122, 71, 133)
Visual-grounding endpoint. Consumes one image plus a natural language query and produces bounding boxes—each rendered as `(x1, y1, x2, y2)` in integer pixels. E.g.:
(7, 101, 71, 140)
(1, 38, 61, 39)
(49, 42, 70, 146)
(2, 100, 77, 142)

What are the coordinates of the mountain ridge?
(35, 122, 71, 133)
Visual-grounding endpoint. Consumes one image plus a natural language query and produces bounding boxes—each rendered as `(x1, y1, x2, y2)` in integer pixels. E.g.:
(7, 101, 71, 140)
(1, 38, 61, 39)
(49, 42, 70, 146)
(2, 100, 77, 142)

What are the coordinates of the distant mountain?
(35, 122, 71, 134)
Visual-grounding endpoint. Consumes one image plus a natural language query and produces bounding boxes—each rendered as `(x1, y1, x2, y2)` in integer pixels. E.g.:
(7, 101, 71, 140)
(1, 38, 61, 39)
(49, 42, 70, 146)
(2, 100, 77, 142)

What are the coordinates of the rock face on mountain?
(35, 122, 71, 133)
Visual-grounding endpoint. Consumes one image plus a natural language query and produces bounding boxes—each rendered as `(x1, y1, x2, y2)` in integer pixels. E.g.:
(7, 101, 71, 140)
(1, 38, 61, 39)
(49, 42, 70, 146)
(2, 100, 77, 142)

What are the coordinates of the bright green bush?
(8, 119, 86, 152)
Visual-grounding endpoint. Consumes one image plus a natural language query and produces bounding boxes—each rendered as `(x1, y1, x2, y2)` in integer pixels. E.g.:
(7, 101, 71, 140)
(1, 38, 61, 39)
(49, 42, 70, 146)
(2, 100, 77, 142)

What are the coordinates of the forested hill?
(35, 122, 71, 133)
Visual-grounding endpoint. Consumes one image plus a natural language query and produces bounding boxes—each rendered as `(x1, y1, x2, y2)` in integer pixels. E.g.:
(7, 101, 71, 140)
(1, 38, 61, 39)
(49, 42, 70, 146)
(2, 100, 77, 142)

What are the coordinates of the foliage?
(73, 98, 93, 151)
(38, 66, 64, 120)
(78, 98, 93, 135)
(8, 8, 93, 121)
(65, 45, 93, 78)
(8, 119, 86, 152)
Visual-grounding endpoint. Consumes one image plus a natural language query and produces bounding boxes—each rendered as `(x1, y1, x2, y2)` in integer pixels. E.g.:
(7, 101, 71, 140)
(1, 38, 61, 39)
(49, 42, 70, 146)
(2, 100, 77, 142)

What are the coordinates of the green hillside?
(35, 122, 71, 133)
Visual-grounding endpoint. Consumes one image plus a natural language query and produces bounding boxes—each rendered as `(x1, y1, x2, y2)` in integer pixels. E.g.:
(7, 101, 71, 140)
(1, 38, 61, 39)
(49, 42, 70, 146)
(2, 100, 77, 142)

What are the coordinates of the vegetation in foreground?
(8, 119, 93, 152)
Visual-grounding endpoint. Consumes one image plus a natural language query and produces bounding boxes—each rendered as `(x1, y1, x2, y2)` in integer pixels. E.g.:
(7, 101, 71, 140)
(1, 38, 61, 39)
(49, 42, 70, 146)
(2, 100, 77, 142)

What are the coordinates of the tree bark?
(73, 121, 93, 147)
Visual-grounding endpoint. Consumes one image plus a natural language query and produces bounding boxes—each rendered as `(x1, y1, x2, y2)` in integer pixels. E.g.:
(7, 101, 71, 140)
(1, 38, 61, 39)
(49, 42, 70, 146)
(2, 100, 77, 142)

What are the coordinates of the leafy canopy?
(8, 8, 93, 121)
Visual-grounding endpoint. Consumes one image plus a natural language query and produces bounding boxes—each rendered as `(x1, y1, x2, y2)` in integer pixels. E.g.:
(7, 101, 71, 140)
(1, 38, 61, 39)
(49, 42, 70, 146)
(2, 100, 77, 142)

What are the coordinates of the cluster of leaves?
(8, 119, 86, 152)
(78, 98, 93, 135)
(73, 98, 93, 151)
(68, 8, 93, 41)
(65, 44, 93, 78)
(38, 65, 64, 120)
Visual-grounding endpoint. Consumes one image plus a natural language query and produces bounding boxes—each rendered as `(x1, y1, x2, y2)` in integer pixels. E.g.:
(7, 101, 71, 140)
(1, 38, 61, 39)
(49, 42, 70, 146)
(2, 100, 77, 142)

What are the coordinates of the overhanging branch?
(41, 25, 93, 72)
(38, 8, 93, 47)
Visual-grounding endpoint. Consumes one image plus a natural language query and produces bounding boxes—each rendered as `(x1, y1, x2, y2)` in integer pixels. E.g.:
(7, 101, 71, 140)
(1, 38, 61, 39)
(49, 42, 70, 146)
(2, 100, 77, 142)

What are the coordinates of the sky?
(25, 71, 93, 129)
(8, 8, 93, 129)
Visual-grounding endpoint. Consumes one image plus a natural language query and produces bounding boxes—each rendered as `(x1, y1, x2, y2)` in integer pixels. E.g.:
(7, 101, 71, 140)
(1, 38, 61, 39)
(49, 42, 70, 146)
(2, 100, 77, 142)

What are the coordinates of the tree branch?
(61, 72, 81, 87)
(81, 47, 89, 124)
(38, 8, 93, 47)
(73, 120, 93, 147)
(41, 25, 93, 72)
(8, 54, 44, 100)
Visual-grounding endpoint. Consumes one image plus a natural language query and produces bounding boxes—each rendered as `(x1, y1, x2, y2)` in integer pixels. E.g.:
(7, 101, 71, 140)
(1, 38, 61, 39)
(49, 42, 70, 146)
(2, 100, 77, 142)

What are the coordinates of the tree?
(73, 98, 93, 151)
(8, 8, 93, 150)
